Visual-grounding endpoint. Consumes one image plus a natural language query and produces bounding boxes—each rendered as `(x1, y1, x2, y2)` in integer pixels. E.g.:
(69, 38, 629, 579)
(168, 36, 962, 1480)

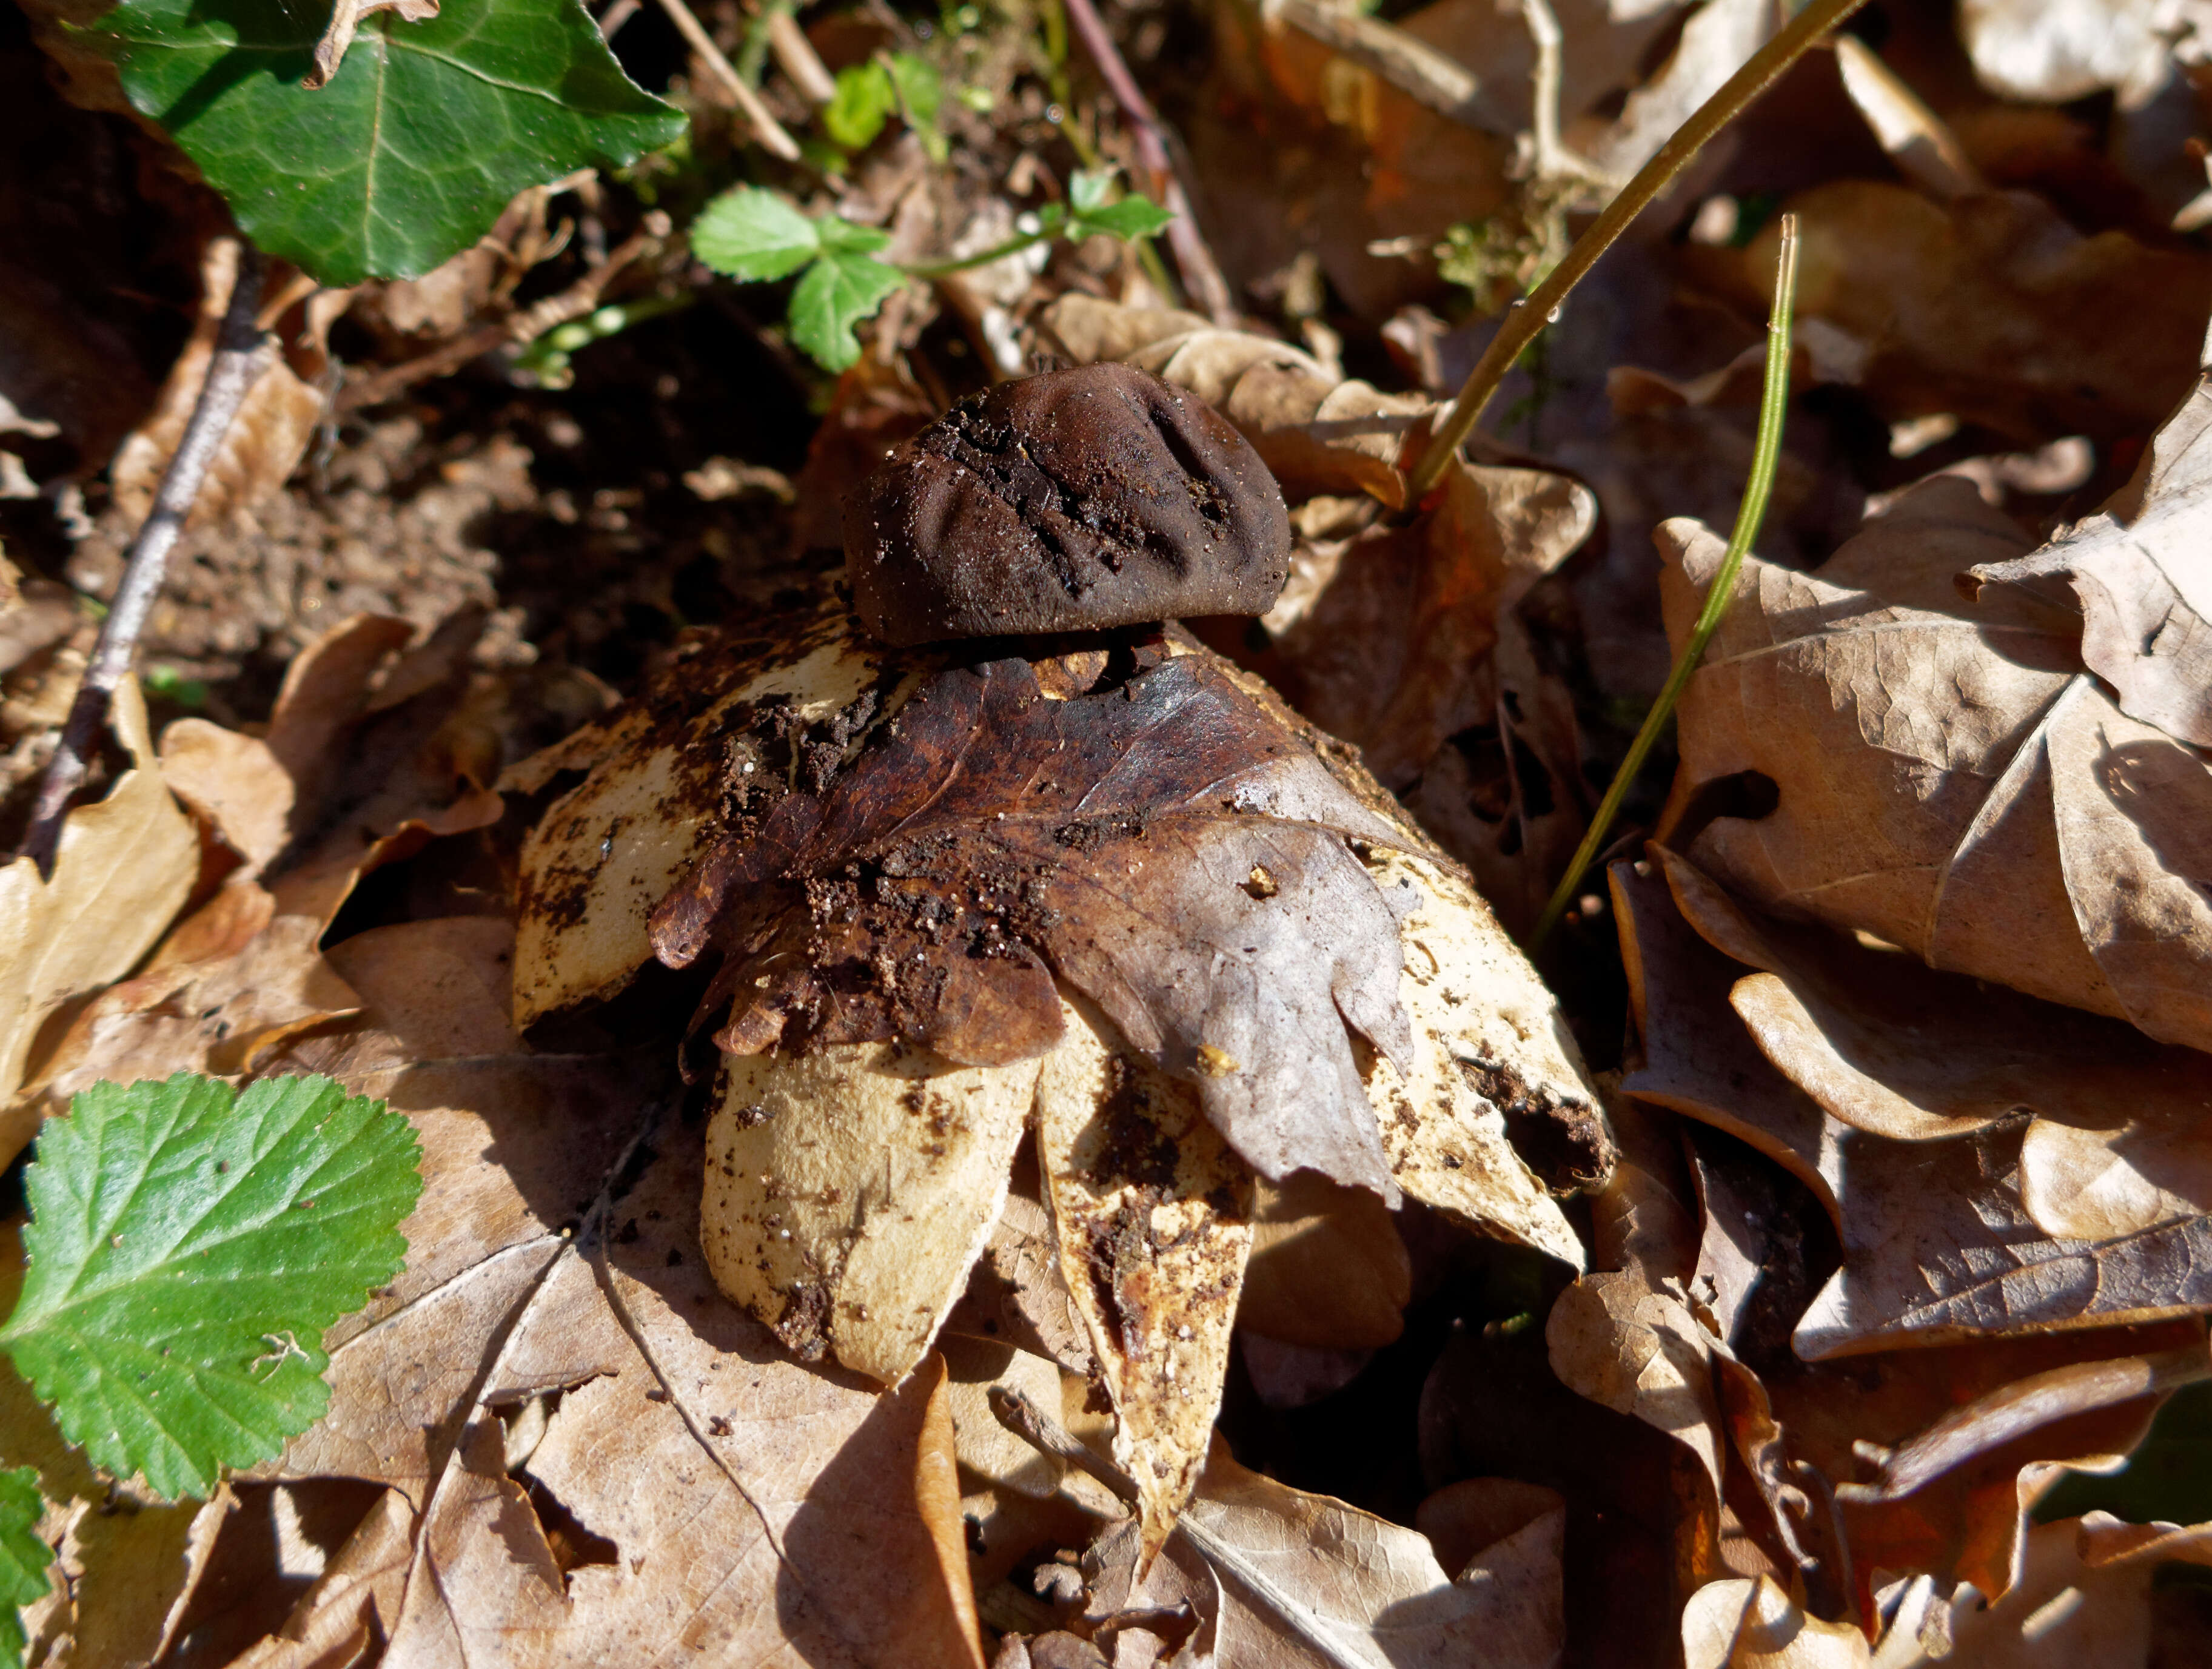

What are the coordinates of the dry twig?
(1406, 0, 1871, 502)
(651, 0, 802, 160)
(19, 249, 275, 872)
(337, 223, 668, 411)
(1058, 0, 1238, 324)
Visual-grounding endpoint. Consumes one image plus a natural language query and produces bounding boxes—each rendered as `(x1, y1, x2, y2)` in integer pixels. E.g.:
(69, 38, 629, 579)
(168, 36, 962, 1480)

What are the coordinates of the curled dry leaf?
(307, 0, 440, 90)
(0, 676, 196, 1142)
(1078, 1438, 1566, 1669)
(1662, 474, 2212, 1056)
(1689, 183, 2212, 444)
(1615, 848, 2212, 1359)
(1965, 366, 2212, 750)
(1680, 1575, 1870, 1669)
(513, 586, 1595, 1541)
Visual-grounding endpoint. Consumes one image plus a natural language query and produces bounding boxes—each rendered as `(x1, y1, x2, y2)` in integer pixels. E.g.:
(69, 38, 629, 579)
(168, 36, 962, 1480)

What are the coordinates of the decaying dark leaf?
(649, 628, 1417, 1200)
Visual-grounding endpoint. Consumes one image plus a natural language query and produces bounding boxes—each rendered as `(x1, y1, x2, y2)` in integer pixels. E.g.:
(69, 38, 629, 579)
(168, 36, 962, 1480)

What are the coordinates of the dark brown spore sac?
(843, 363, 1293, 645)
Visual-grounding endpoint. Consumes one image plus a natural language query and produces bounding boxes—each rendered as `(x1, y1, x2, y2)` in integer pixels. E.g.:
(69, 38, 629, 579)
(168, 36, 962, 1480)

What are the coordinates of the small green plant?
(824, 51, 947, 161)
(0, 1073, 423, 1656)
(691, 167, 1171, 371)
(79, 0, 685, 285)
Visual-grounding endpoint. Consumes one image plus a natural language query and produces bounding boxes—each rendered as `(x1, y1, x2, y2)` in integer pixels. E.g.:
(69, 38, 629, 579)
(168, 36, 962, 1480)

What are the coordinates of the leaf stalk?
(1527, 213, 1801, 953)
(1403, 0, 1865, 502)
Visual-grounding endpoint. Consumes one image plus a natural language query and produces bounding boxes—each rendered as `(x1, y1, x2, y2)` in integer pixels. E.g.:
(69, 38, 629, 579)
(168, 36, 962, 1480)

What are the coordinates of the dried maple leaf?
(1661, 474, 2212, 1056)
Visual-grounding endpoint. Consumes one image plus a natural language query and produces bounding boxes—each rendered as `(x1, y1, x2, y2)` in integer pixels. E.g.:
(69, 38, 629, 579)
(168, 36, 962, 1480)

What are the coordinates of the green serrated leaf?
(0, 1467, 47, 1669)
(822, 59, 895, 150)
(788, 247, 907, 372)
(0, 1074, 423, 1501)
(691, 186, 821, 281)
(815, 215, 891, 257)
(1073, 194, 1175, 243)
(84, 0, 685, 286)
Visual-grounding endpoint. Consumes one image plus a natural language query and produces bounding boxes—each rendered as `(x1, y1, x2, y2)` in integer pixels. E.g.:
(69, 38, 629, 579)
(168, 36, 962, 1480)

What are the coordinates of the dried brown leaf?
(109, 240, 326, 528)
(1680, 1576, 1868, 1669)
(1691, 183, 2211, 443)
(0, 675, 196, 1141)
(1240, 1170, 1410, 1351)
(233, 913, 990, 1667)
(306, 0, 439, 89)
(1038, 995, 1253, 1563)
(1912, 1511, 2212, 1666)
(1966, 367, 2212, 748)
(1662, 477, 2212, 1055)
(1620, 851, 2212, 1357)
(1091, 1443, 1567, 1669)
(1547, 1271, 1729, 1513)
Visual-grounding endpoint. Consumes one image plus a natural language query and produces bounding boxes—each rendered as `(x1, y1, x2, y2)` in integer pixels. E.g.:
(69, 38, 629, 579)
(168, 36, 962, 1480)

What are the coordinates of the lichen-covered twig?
(19, 248, 274, 873)
(1059, 0, 1238, 324)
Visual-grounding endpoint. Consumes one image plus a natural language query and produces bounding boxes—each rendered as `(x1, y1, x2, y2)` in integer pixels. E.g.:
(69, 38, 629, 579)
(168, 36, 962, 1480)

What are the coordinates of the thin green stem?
(1527, 215, 1801, 953)
(1404, 0, 1865, 503)
(898, 225, 1056, 278)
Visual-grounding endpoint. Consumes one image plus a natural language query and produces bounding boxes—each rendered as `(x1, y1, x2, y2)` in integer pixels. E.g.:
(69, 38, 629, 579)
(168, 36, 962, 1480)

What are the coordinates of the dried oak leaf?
(1661, 473, 2212, 1056)
(1965, 366, 2212, 750)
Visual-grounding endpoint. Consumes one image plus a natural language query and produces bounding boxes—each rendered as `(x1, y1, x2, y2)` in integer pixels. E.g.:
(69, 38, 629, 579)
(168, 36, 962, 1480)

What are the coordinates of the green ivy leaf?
(0, 1075, 423, 1501)
(0, 1467, 48, 1669)
(789, 226, 907, 372)
(691, 186, 822, 281)
(822, 59, 896, 150)
(84, 0, 685, 286)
